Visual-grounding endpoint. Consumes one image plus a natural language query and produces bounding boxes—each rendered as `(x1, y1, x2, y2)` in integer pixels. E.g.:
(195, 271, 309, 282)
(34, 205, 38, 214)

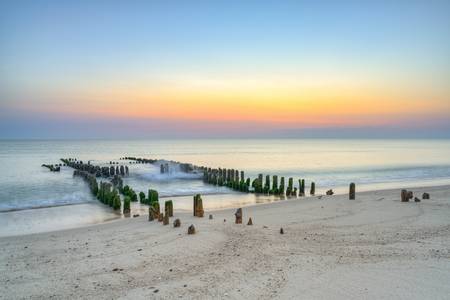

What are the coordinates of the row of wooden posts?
(60, 158, 129, 178)
(202, 167, 358, 200)
(202, 167, 318, 196)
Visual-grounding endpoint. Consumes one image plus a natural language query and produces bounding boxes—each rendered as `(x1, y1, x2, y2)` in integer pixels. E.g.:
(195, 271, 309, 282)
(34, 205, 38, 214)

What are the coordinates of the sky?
(1, 0, 449, 138)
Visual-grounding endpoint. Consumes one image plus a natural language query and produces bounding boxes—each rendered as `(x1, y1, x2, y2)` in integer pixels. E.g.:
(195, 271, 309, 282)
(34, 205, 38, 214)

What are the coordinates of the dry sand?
(1, 185, 449, 299)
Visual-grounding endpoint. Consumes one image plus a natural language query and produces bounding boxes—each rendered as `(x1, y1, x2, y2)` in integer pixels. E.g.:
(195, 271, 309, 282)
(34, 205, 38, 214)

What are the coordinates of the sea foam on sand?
(1, 185, 449, 299)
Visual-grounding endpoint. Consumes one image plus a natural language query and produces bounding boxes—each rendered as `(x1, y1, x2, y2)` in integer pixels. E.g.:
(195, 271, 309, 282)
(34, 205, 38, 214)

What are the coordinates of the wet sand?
(1, 185, 449, 299)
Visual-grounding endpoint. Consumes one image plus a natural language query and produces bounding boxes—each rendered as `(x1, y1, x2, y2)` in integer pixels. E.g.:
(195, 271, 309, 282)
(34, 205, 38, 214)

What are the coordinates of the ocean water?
(1, 139, 450, 235)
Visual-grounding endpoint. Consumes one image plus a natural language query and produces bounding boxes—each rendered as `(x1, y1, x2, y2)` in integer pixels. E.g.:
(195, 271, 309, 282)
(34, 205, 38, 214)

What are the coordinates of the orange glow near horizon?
(16, 76, 449, 129)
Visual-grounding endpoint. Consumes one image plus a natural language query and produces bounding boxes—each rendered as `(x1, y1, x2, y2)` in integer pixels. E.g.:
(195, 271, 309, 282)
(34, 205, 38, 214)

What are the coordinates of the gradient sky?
(1, 0, 449, 138)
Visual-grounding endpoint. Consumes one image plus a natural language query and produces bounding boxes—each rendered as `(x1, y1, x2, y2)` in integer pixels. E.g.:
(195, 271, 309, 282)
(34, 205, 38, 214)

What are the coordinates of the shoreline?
(1, 184, 450, 299)
(2, 183, 450, 238)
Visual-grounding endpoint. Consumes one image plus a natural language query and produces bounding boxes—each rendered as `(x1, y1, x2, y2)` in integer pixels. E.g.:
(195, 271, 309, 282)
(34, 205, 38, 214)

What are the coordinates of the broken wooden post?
(310, 182, 315, 195)
(165, 200, 173, 217)
(150, 201, 160, 220)
(123, 196, 131, 214)
(247, 217, 253, 225)
(326, 189, 334, 195)
(235, 208, 242, 224)
(193, 194, 204, 217)
(148, 206, 154, 221)
(349, 183, 356, 200)
(173, 218, 181, 227)
(188, 224, 196, 234)
(422, 193, 430, 199)
(401, 189, 413, 202)
(299, 179, 305, 196)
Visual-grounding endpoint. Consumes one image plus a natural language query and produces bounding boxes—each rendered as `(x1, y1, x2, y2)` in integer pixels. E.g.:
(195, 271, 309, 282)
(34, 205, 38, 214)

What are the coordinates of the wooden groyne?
(61, 158, 129, 178)
(201, 166, 320, 198)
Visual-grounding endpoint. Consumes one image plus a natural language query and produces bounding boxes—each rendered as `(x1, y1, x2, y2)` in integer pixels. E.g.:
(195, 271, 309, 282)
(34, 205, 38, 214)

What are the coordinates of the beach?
(1, 185, 449, 299)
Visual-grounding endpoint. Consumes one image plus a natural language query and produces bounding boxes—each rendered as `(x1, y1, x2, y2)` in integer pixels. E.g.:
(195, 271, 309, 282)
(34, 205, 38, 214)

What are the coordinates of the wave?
(0, 191, 93, 213)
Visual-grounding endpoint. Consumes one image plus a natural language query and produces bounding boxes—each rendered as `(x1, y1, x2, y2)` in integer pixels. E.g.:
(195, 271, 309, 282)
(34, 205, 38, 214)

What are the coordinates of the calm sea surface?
(1, 139, 450, 235)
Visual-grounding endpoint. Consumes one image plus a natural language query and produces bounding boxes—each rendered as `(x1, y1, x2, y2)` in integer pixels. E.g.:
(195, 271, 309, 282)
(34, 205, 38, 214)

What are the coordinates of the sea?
(1, 139, 450, 236)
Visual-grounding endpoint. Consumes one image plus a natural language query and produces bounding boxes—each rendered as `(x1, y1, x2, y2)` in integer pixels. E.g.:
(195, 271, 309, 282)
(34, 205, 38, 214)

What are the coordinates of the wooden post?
(193, 194, 204, 217)
(310, 182, 315, 195)
(349, 183, 356, 200)
(139, 191, 145, 203)
(235, 208, 242, 224)
(279, 177, 285, 195)
(123, 196, 131, 214)
(264, 175, 270, 194)
(151, 201, 160, 219)
(165, 200, 173, 217)
(299, 179, 305, 196)
(188, 224, 196, 234)
(287, 177, 293, 196)
(272, 175, 278, 194)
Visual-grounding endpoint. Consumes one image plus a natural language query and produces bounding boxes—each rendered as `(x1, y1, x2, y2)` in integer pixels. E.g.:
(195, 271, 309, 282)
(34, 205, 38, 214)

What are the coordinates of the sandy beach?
(1, 185, 449, 299)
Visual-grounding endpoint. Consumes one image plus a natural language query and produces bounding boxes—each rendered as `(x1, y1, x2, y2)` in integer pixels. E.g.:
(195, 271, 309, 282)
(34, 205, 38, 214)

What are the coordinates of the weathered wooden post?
(401, 189, 407, 202)
(235, 208, 242, 224)
(123, 196, 131, 214)
(110, 166, 115, 176)
(163, 213, 169, 225)
(299, 179, 305, 196)
(193, 194, 204, 217)
(272, 175, 278, 194)
(264, 175, 270, 194)
(139, 191, 145, 203)
(113, 190, 121, 210)
(188, 224, 196, 234)
(165, 200, 173, 217)
(120, 165, 125, 176)
(310, 182, 315, 195)
(148, 189, 159, 205)
(151, 201, 160, 220)
(173, 218, 181, 227)
(279, 177, 285, 195)
(349, 183, 356, 200)
(287, 177, 293, 196)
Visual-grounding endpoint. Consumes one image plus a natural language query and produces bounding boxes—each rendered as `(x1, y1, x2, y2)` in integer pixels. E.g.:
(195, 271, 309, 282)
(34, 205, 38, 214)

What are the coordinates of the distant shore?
(1, 184, 449, 299)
